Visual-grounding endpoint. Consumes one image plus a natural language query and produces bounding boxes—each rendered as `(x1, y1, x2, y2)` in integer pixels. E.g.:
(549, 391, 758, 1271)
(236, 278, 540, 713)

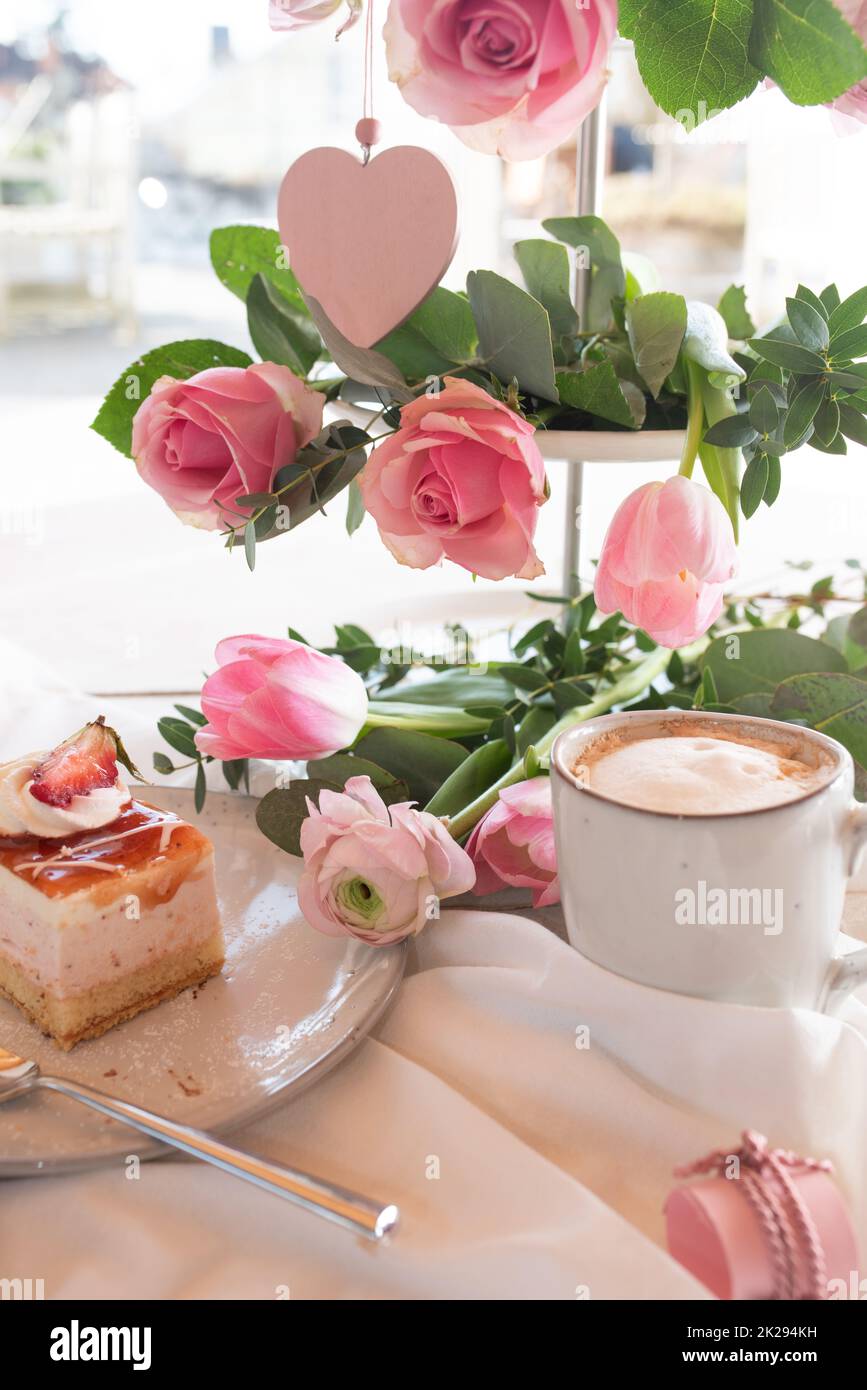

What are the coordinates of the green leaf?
(408, 287, 479, 363)
(830, 324, 867, 361)
(466, 270, 557, 401)
(826, 610, 867, 671)
(91, 340, 253, 458)
(306, 753, 408, 803)
(304, 296, 412, 399)
(749, 384, 780, 434)
(353, 729, 468, 807)
(496, 663, 549, 693)
(246, 273, 321, 374)
(516, 705, 557, 755)
(345, 478, 365, 535)
(813, 397, 841, 446)
(211, 225, 302, 306)
(221, 758, 249, 792)
(256, 779, 341, 858)
(740, 454, 769, 518)
(839, 402, 867, 446)
(174, 704, 207, 726)
(153, 752, 174, 775)
(424, 739, 513, 818)
(194, 761, 207, 814)
(717, 284, 756, 339)
(703, 414, 759, 448)
(625, 291, 687, 398)
(556, 361, 639, 428)
(244, 521, 257, 571)
(553, 681, 594, 714)
(794, 284, 828, 321)
(157, 717, 200, 759)
(514, 240, 579, 339)
(783, 376, 825, 447)
(748, 335, 827, 373)
(275, 420, 371, 533)
(701, 629, 847, 702)
(763, 453, 782, 506)
(771, 672, 867, 770)
(786, 296, 829, 354)
(750, 0, 867, 105)
(828, 286, 867, 337)
(625, 0, 760, 120)
(542, 216, 625, 332)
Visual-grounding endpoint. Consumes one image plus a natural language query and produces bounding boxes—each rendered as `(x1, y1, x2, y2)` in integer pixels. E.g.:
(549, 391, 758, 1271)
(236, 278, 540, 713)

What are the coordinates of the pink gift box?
(665, 1134, 859, 1300)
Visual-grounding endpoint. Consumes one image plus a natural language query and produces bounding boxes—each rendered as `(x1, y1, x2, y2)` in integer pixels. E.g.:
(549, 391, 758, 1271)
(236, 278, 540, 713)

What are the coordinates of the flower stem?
(445, 636, 710, 841)
(364, 700, 491, 739)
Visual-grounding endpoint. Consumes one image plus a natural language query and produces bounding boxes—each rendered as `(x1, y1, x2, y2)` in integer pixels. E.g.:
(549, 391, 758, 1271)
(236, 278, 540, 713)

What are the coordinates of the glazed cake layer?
(0, 799, 224, 1047)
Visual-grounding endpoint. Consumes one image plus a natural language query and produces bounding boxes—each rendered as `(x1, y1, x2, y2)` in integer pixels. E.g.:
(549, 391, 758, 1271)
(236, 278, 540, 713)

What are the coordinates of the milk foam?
(585, 734, 821, 814)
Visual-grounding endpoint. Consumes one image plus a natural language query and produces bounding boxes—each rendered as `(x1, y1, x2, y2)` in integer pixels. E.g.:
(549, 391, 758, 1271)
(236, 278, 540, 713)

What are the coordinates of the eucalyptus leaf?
(246, 272, 322, 374)
(542, 216, 625, 331)
(353, 729, 468, 806)
(304, 296, 413, 400)
(514, 239, 579, 339)
(625, 291, 687, 398)
(701, 630, 847, 701)
(256, 779, 341, 858)
(771, 673, 867, 771)
(467, 270, 558, 401)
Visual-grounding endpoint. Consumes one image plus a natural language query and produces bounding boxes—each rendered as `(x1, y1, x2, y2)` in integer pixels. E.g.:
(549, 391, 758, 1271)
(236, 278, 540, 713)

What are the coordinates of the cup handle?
(823, 803, 867, 1010)
(848, 801, 867, 875)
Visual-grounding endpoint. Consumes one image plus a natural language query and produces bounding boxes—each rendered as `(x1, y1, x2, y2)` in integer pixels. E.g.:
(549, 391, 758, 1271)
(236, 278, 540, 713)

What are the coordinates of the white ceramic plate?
(0, 788, 405, 1176)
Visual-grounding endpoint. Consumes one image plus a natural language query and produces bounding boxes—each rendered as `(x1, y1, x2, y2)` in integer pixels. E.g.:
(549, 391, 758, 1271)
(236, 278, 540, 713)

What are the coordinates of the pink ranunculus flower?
(466, 776, 559, 907)
(831, 2, 867, 124)
(594, 476, 738, 649)
(194, 635, 368, 762)
(359, 377, 547, 581)
(298, 776, 476, 945)
(269, 0, 362, 34)
(385, 0, 617, 160)
(131, 363, 323, 531)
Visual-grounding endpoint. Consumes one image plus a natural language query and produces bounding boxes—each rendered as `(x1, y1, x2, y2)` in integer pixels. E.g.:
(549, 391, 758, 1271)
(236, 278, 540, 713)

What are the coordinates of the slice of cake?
(0, 718, 224, 1049)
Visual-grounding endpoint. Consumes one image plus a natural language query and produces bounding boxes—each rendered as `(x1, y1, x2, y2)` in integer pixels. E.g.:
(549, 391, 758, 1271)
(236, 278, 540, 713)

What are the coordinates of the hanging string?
(356, 1, 380, 165)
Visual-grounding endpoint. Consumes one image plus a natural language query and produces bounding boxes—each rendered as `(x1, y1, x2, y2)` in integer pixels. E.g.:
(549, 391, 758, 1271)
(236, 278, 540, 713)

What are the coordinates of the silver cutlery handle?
(37, 1075, 398, 1242)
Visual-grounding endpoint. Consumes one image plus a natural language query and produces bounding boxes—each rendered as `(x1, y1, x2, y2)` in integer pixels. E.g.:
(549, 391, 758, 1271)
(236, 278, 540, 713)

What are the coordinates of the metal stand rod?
(561, 93, 608, 599)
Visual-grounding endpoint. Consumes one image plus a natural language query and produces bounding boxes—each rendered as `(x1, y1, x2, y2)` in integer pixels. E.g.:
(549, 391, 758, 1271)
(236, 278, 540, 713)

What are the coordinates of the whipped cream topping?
(0, 753, 130, 839)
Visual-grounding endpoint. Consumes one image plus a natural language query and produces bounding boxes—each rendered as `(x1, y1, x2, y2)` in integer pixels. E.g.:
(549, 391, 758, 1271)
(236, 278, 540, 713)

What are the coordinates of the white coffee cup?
(551, 710, 867, 1010)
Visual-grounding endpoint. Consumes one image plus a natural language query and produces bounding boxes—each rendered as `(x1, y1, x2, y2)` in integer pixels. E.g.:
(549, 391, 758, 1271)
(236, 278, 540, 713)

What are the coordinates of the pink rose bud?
(131, 362, 324, 531)
(385, 0, 617, 160)
(298, 776, 476, 945)
(467, 777, 559, 908)
(359, 377, 547, 581)
(594, 476, 738, 649)
(194, 636, 368, 762)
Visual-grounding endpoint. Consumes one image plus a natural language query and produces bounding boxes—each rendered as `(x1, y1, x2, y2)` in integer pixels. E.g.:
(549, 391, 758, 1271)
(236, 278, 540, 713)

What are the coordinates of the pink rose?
(131, 363, 323, 531)
(594, 476, 738, 649)
(832, 2, 867, 123)
(194, 635, 368, 761)
(269, 0, 361, 33)
(466, 777, 559, 907)
(359, 377, 547, 581)
(385, 0, 617, 160)
(298, 776, 476, 945)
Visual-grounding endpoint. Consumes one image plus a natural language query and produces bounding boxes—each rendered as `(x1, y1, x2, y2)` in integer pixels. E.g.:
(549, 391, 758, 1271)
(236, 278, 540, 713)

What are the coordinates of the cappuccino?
(575, 724, 829, 815)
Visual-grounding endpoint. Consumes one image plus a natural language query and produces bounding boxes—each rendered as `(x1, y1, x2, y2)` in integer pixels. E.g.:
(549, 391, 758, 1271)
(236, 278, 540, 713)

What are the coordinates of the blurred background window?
(1, 4, 865, 697)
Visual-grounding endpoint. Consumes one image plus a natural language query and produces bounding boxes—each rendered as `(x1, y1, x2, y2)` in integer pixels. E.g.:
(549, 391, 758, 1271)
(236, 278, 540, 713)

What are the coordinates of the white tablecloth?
(2, 641, 866, 1300)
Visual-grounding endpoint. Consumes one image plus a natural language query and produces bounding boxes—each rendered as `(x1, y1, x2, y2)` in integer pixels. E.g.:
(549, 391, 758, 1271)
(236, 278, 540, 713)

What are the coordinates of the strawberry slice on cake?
(0, 719, 224, 1049)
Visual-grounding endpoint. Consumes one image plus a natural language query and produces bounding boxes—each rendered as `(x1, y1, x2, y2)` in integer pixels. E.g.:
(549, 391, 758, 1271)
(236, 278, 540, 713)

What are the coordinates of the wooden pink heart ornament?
(278, 145, 459, 349)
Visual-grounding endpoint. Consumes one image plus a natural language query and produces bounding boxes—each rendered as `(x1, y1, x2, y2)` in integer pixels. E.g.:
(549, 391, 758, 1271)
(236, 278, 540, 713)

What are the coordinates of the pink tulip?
(385, 0, 617, 160)
(194, 636, 368, 761)
(466, 777, 559, 907)
(831, 2, 867, 124)
(131, 363, 323, 531)
(359, 377, 547, 581)
(269, 0, 361, 33)
(594, 476, 738, 648)
(298, 776, 476, 945)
